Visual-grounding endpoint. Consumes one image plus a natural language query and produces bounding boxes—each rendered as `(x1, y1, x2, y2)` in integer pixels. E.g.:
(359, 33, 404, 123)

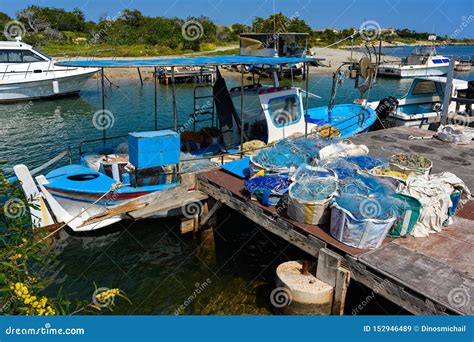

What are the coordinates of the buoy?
(273, 260, 333, 315)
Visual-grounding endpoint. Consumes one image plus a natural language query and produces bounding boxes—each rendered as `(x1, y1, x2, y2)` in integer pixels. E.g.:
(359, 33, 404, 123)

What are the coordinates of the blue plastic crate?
(128, 130, 180, 169)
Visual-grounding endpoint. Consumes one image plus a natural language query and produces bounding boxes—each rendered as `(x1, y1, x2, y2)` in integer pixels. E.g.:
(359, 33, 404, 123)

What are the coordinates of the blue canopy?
(59, 55, 315, 68)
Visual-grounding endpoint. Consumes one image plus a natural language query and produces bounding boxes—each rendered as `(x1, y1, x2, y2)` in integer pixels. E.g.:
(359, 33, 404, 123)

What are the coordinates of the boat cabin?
(0, 39, 51, 66)
(370, 77, 468, 129)
(239, 33, 309, 58)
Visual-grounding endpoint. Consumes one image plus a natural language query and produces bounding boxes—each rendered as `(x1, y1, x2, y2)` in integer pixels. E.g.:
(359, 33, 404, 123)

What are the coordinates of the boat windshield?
(410, 46, 436, 56)
(0, 49, 47, 63)
(32, 47, 51, 61)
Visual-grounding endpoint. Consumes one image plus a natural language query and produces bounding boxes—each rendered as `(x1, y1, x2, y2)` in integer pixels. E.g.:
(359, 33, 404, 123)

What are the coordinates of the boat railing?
(1, 60, 83, 80)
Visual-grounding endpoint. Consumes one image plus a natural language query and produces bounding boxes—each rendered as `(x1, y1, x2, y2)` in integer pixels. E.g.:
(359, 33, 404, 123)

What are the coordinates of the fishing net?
(338, 173, 398, 196)
(390, 153, 432, 169)
(344, 155, 388, 171)
(251, 137, 329, 171)
(293, 164, 335, 181)
(334, 193, 401, 221)
(180, 153, 218, 173)
(334, 172, 402, 220)
(290, 178, 337, 202)
(321, 159, 359, 179)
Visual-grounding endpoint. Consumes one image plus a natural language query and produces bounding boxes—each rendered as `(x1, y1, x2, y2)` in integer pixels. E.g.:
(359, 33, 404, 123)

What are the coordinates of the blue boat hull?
(306, 104, 377, 138)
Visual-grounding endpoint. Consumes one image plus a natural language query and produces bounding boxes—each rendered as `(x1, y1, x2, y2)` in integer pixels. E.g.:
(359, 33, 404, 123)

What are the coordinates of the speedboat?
(0, 37, 98, 102)
(12, 55, 375, 232)
(368, 76, 469, 129)
(378, 47, 450, 78)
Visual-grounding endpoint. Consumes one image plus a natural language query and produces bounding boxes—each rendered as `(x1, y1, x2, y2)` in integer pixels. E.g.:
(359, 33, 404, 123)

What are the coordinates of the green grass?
(41, 42, 238, 58)
(200, 48, 240, 56)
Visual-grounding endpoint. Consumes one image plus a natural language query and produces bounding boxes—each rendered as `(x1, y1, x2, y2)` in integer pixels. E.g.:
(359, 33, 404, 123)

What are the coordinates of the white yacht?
(0, 38, 98, 102)
(378, 47, 450, 78)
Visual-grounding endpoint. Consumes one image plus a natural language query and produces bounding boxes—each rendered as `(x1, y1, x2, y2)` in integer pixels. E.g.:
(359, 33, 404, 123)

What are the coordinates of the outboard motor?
(370, 96, 399, 131)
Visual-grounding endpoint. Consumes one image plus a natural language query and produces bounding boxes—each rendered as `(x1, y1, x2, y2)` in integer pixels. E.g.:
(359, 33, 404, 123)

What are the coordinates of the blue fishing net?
(335, 173, 401, 220)
(180, 153, 217, 173)
(344, 155, 388, 171)
(291, 178, 337, 202)
(252, 140, 306, 170)
(338, 173, 397, 197)
(293, 164, 334, 181)
(251, 137, 333, 171)
(335, 194, 401, 221)
(321, 159, 359, 179)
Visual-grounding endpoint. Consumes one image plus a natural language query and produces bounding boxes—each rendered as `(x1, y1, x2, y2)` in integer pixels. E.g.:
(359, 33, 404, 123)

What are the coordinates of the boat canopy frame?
(59, 55, 315, 149)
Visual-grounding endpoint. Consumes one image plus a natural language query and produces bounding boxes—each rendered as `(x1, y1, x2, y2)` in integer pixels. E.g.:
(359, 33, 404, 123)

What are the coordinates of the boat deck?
(197, 127, 474, 315)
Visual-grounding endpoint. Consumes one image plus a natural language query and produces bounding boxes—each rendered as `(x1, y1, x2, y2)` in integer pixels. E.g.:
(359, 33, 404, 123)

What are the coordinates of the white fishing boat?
(378, 47, 450, 78)
(369, 76, 469, 129)
(454, 60, 471, 72)
(0, 37, 98, 102)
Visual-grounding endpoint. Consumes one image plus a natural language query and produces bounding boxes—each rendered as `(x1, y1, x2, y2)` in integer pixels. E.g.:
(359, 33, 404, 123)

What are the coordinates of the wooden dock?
(196, 127, 474, 315)
(158, 67, 215, 84)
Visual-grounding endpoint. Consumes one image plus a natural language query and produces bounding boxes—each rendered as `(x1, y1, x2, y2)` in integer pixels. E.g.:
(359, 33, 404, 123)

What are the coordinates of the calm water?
(1, 61, 472, 314)
(380, 45, 474, 59)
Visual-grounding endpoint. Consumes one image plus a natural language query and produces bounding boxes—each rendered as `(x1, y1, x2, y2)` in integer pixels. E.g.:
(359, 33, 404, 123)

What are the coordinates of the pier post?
(441, 59, 455, 125)
(274, 249, 350, 315)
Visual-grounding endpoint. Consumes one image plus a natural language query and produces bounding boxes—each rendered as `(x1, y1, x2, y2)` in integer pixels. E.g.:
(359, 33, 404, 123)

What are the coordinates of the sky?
(1, 0, 473, 38)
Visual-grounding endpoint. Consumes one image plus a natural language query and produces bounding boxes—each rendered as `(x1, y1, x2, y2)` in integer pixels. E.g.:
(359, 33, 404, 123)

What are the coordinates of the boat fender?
(52, 80, 59, 94)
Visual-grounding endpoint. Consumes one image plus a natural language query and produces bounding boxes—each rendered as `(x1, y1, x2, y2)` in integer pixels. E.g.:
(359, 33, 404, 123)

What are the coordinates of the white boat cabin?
(369, 76, 468, 129)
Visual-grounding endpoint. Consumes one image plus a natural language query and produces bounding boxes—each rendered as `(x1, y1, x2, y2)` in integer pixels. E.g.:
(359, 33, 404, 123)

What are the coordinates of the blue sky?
(1, 0, 473, 38)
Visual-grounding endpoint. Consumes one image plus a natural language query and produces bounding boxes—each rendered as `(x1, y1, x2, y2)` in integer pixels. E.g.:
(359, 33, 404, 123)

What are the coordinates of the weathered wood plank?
(316, 248, 342, 287)
(359, 243, 474, 315)
(82, 185, 187, 225)
(128, 191, 208, 219)
(332, 267, 350, 315)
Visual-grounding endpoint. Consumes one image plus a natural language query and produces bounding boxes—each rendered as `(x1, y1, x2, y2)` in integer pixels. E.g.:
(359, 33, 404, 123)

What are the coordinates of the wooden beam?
(199, 201, 223, 227)
(82, 185, 187, 225)
(129, 191, 208, 219)
(332, 267, 351, 315)
(316, 248, 342, 287)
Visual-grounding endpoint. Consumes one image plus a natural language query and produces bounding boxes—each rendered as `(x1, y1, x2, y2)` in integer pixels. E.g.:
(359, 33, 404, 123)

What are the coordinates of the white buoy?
(273, 260, 334, 315)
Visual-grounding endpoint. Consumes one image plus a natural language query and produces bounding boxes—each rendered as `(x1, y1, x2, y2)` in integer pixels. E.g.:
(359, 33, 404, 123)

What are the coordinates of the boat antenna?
(273, 0, 278, 57)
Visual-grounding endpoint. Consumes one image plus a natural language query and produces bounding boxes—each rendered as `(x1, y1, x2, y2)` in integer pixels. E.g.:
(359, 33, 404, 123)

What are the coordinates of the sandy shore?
(309, 47, 400, 74)
(79, 47, 400, 81)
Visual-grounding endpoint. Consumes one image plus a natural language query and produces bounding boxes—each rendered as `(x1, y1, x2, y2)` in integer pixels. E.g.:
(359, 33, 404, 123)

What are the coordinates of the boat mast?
(304, 62, 309, 136)
(240, 64, 245, 150)
(171, 66, 178, 131)
(154, 66, 158, 130)
(101, 67, 106, 145)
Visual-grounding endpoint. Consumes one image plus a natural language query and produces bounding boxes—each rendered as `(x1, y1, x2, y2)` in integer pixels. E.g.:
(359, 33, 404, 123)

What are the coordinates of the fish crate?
(128, 130, 180, 169)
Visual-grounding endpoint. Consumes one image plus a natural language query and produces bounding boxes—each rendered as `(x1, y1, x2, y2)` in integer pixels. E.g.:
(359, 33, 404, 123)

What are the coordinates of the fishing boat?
(239, 33, 312, 78)
(368, 76, 469, 129)
(0, 37, 98, 102)
(454, 60, 471, 72)
(12, 55, 376, 232)
(378, 47, 450, 78)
